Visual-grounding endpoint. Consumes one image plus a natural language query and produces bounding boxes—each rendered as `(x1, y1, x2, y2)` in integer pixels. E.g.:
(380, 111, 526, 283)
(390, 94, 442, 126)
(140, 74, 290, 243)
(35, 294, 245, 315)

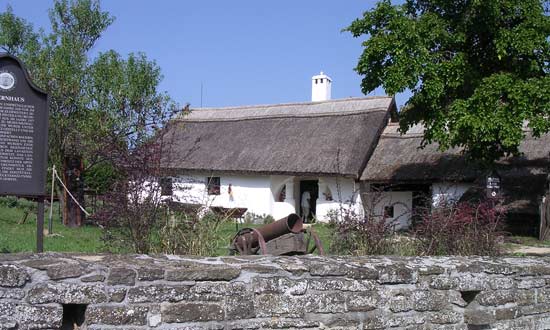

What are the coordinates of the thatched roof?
(160, 97, 395, 178)
(362, 123, 550, 219)
(361, 123, 550, 183)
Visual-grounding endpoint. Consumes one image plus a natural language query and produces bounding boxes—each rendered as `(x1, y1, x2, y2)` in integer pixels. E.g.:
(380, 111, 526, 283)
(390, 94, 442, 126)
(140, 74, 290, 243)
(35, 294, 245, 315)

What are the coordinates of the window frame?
(206, 176, 221, 195)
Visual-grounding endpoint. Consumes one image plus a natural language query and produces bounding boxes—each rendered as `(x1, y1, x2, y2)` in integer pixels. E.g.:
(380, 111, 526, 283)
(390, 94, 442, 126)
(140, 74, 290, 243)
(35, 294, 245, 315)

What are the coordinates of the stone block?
(345, 266, 379, 280)
(412, 290, 447, 312)
(418, 265, 445, 276)
(107, 267, 136, 286)
(377, 264, 416, 284)
(346, 291, 380, 311)
(386, 314, 426, 328)
(517, 278, 546, 289)
(253, 277, 307, 295)
(225, 294, 255, 320)
(137, 267, 164, 281)
(108, 287, 127, 303)
(453, 273, 491, 291)
(495, 306, 522, 320)
(307, 278, 376, 292)
(477, 289, 535, 307)
(0, 288, 24, 299)
(191, 282, 247, 296)
(86, 305, 148, 325)
(489, 277, 514, 290)
(254, 294, 304, 317)
(429, 310, 462, 324)
(46, 263, 83, 280)
(305, 292, 346, 313)
(390, 294, 413, 312)
(161, 302, 224, 322)
(0, 265, 29, 288)
(362, 313, 387, 329)
(309, 262, 347, 276)
(165, 266, 240, 281)
(0, 302, 63, 329)
(81, 274, 105, 282)
(430, 276, 454, 290)
(127, 284, 191, 303)
(464, 309, 496, 325)
(27, 282, 107, 304)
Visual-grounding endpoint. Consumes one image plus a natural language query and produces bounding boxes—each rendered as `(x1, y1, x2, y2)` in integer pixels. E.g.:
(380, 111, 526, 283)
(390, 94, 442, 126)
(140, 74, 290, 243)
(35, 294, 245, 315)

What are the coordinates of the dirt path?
(507, 244, 550, 256)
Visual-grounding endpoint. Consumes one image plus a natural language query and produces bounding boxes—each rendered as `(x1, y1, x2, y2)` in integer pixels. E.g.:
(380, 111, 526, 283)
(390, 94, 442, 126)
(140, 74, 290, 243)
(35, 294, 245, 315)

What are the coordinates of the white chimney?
(311, 71, 332, 102)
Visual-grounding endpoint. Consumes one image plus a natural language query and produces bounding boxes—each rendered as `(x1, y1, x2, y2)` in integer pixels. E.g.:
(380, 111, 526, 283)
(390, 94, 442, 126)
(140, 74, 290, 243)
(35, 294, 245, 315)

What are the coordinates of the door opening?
(300, 180, 318, 223)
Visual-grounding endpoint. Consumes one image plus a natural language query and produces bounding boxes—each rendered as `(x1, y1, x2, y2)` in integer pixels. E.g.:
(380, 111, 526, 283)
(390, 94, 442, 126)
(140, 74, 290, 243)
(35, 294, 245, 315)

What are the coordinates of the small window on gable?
(320, 78, 323, 83)
(315, 79, 318, 84)
(384, 205, 394, 218)
(207, 177, 221, 195)
(160, 177, 173, 196)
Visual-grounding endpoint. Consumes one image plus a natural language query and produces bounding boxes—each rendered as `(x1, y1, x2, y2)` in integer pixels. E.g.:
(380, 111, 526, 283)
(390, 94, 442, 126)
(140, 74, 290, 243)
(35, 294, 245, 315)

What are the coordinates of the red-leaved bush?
(414, 200, 505, 256)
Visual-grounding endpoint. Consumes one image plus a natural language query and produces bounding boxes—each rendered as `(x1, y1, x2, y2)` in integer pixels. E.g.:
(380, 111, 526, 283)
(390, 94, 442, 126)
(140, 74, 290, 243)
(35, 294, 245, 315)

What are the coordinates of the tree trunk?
(62, 156, 86, 227)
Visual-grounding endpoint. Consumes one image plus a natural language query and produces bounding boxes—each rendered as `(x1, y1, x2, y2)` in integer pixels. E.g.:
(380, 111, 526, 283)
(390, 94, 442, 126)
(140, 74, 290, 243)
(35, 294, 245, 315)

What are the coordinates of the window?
(160, 177, 172, 196)
(207, 177, 221, 195)
(384, 205, 394, 218)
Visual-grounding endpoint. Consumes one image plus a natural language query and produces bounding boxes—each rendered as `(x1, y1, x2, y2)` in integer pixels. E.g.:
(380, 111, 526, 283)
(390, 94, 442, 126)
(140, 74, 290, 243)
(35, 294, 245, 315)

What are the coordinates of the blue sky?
(1, 1, 409, 109)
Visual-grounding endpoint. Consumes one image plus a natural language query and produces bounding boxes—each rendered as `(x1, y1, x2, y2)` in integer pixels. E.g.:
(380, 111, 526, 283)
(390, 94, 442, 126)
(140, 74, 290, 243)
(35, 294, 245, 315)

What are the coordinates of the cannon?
(229, 213, 324, 255)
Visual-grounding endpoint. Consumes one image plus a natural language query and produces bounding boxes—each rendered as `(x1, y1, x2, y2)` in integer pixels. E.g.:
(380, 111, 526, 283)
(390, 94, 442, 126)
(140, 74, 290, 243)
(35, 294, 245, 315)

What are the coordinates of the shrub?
(329, 207, 399, 255)
(154, 211, 226, 256)
(414, 200, 504, 256)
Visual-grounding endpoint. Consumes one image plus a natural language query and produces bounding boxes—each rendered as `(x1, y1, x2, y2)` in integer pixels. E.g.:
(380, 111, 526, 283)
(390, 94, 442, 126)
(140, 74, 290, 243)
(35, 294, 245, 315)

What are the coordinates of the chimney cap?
(312, 71, 332, 82)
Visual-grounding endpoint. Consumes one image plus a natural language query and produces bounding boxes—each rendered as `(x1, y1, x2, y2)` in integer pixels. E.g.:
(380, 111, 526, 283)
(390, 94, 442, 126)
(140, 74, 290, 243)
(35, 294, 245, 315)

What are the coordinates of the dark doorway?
(61, 304, 87, 329)
(300, 180, 318, 222)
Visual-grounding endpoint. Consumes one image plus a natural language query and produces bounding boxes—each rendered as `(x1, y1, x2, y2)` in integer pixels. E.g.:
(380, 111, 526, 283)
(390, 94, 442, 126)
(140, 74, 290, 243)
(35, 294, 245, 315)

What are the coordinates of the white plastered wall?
(167, 173, 363, 222)
(432, 182, 472, 207)
(315, 177, 363, 223)
(170, 174, 274, 216)
(362, 188, 413, 230)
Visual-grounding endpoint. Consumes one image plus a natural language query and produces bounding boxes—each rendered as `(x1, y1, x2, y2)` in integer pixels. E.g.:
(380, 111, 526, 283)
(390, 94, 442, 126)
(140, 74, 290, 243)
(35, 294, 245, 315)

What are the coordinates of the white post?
(48, 165, 55, 234)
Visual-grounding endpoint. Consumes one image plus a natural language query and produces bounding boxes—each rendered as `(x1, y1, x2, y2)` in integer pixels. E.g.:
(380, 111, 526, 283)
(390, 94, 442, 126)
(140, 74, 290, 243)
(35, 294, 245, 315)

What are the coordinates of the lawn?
(0, 202, 334, 255)
(0, 203, 103, 253)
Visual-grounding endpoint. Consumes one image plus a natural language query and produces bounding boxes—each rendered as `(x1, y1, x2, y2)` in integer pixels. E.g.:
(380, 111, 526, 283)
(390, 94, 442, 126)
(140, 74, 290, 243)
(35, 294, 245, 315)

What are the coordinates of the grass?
(0, 202, 335, 255)
(505, 235, 550, 247)
(0, 203, 103, 253)
(4, 199, 544, 256)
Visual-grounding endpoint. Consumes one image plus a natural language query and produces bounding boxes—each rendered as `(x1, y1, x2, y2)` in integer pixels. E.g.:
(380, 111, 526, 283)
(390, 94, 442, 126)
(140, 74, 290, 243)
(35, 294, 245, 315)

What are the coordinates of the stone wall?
(1, 253, 550, 329)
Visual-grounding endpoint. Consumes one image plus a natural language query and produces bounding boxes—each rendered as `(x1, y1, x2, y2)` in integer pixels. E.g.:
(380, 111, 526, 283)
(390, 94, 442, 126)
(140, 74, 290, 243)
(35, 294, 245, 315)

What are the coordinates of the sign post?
(0, 53, 49, 252)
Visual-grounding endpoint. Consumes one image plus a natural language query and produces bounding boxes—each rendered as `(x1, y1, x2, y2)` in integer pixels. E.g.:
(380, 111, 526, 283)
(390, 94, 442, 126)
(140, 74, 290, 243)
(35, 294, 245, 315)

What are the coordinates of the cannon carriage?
(229, 213, 324, 256)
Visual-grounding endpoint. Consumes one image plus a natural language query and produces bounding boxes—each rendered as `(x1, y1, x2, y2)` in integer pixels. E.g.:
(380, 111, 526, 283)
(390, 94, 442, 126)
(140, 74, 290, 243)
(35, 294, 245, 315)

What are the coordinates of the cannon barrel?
(256, 213, 302, 242)
(233, 213, 303, 252)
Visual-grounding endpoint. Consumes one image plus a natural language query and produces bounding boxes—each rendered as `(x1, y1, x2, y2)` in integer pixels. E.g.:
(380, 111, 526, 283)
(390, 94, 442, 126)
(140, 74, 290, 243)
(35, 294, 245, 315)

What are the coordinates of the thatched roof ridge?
(180, 97, 393, 122)
(361, 123, 550, 182)
(161, 97, 395, 177)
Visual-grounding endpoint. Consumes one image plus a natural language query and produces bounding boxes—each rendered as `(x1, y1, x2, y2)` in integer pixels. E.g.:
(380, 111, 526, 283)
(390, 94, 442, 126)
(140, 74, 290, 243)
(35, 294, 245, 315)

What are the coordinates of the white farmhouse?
(361, 122, 550, 235)
(159, 73, 396, 222)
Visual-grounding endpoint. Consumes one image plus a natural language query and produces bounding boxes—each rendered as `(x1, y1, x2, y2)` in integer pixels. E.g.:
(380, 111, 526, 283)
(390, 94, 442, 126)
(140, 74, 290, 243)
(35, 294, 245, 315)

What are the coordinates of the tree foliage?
(0, 0, 178, 225)
(347, 0, 550, 163)
(0, 0, 177, 178)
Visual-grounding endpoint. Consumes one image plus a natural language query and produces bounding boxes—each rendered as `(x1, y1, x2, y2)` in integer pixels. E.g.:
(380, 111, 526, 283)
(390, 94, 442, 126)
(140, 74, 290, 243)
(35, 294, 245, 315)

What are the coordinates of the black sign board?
(0, 54, 49, 196)
(486, 171, 501, 199)
(0, 53, 49, 253)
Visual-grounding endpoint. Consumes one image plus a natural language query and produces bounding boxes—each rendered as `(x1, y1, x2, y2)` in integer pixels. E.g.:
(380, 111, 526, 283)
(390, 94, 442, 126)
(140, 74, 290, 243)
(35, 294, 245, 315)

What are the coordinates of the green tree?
(0, 0, 177, 227)
(346, 0, 550, 164)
